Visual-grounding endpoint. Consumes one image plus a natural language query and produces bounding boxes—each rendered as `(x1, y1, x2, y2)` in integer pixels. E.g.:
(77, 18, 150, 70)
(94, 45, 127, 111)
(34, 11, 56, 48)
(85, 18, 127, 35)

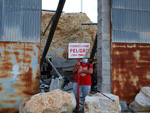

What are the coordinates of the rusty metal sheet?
(111, 43, 150, 104)
(0, 42, 40, 113)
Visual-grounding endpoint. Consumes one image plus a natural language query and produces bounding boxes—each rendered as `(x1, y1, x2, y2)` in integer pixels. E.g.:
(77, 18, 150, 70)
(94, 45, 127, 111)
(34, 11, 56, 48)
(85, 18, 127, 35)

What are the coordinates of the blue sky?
(42, 0, 97, 23)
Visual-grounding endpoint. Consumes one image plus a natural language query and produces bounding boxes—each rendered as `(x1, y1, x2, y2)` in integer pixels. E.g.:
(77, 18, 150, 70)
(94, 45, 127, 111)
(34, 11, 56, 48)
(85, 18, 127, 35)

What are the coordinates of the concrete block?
(98, 24, 101, 34)
(101, 19, 110, 27)
(101, 5, 110, 13)
(97, 39, 102, 49)
(101, 83, 111, 93)
(98, 25, 111, 36)
(99, 0, 110, 5)
(97, 62, 102, 69)
(97, 83, 102, 92)
(101, 33, 110, 41)
(97, 75, 103, 83)
(97, 55, 102, 63)
(98, 19, 110, 30)
(102, 54, 110, 62)
(97, 49, 102, 56)
(102, 48, 110, 55)
(98, 6, 102, 17)
(98, 5, 110, 15)
(97, 33, 102, 40)
(99, 26, 110, 34)
(98, 19, 102, 28)
(98, 11, 101, 22)
(101, 12, 110, 20)
(102, 69, 111, 76)
(97, 69, 102, 77)
(98, 2, 102, 8)
(97, 47, 102, 53)
(102, 62, 111, 69)
(102, 40, 110, 48)
(102, 75, 111, 84)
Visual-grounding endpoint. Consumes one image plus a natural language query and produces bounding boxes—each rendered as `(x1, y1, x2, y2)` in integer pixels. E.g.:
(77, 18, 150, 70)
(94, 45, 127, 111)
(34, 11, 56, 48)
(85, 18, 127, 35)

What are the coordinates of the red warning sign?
(68, 43, 90, 58)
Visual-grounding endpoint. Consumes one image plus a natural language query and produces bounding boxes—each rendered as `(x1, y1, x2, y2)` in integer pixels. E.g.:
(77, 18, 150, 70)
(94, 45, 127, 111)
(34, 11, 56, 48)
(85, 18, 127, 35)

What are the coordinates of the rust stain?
(0, 108, 18, 113)
(3, 100, 17, 104)
(0, 83, 2, 91)
(111, 43, 150, 104)
(9, 93, 18, 98)
(0, 42, 40, 112)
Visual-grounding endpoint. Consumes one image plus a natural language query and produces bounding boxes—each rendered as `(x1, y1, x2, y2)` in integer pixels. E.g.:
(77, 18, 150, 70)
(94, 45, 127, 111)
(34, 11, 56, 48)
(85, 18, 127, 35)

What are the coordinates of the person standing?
(72, 58, 93, 104)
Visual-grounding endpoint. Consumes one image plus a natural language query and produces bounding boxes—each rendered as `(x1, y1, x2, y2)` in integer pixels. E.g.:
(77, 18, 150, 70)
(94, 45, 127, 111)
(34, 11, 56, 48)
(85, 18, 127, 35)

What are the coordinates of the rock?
(19, 89, 76, 113)
(84, 93, 121, 113)
(129, 87, 150, 112)
(120, 101, 130, 112)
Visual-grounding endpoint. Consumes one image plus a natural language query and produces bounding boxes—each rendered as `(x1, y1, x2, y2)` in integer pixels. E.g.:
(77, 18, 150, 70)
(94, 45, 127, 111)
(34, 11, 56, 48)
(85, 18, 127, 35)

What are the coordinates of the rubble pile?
(19, 89, 76, 113)
(41, 12, 97, 57)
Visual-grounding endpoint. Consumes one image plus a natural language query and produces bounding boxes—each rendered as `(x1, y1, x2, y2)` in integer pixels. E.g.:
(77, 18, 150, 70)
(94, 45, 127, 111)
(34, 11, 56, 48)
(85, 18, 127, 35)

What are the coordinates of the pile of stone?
(41, 12, 97, 58)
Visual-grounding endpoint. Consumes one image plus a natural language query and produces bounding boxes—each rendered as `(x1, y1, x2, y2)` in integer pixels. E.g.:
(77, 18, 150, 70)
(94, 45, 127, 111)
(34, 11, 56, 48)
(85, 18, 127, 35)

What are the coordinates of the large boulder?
(19, 89, 76, 113)
(84, 93, 121, 113)
(129, 87, 150, 112)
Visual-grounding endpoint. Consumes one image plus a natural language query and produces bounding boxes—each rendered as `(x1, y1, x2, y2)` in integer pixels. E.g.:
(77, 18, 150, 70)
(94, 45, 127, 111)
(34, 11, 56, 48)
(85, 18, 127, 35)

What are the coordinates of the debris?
(120, 101, 131, 112)
(49, 76, 64, 91)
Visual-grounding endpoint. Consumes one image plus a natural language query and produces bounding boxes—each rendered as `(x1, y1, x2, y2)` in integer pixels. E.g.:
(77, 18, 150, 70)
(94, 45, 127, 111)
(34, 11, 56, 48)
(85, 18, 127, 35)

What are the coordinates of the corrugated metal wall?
(0, 0, 41, 42)
(0, 0, 41, 112)
(112, 0, 150, 43)
(111, 0, 150, 104)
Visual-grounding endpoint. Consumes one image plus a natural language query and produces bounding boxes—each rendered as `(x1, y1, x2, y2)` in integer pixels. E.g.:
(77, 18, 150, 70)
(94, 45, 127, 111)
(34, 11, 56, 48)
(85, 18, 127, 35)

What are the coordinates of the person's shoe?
(73, 107, 78, 113)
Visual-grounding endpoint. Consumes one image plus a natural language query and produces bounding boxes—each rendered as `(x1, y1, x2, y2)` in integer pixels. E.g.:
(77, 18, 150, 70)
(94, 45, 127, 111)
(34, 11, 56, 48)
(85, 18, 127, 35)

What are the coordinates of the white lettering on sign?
(68, 43, 90, 58)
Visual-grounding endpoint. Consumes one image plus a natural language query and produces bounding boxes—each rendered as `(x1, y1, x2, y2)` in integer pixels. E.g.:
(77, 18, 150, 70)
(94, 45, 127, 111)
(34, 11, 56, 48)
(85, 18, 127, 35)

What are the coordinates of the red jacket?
(74, 62, 93, 86)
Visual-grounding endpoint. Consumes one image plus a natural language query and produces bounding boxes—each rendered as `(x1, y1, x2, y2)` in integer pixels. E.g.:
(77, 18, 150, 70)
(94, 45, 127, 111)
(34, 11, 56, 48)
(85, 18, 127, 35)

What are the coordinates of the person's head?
(81, 58, 88, 64)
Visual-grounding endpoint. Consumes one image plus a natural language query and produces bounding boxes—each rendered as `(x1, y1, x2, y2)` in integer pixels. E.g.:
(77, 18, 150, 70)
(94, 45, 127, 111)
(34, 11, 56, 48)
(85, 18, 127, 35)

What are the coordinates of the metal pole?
(81, 23, 97, 25)
(77, 58, 80, 111)
(97, 91, 115, 102)
(42, 9, 57, 12)
(81, 0, 83, 13)
(40, 0, 66, 68)
(42, 14, 55, 36)
(90, 33, 97, 63)
(46, 58, 62, 77)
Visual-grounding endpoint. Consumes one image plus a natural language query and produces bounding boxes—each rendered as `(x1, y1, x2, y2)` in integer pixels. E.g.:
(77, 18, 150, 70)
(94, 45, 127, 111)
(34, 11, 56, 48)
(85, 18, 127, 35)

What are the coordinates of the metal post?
(90, 33, 97, 63)
(81, 23, 97, 25)
(81, 0, 83, 13)
(46, 58, 62, 77)
(42, 14, 55, 36)
(40, 0, 66, 68)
